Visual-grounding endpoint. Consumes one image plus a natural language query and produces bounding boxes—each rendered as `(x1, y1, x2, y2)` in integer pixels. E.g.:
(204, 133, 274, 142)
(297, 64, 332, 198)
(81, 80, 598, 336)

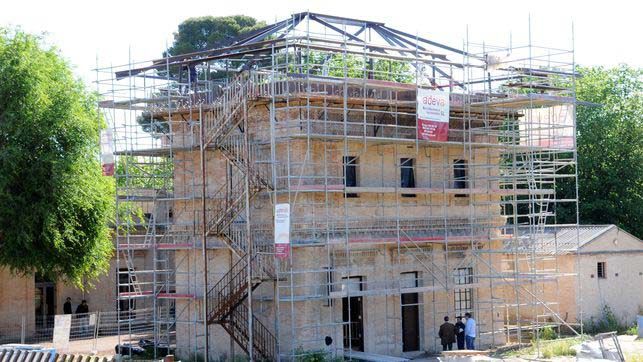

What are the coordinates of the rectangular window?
(343, 156, 358, 198)
(323, 266, 333, 307)
(597, 262, 606, 279)
(453, 159, 468, 195)
(400, 158, 416, 197)
(454, 267, 474, 285)
(454, 288, 473, 311)
(454, 267, 473, 311)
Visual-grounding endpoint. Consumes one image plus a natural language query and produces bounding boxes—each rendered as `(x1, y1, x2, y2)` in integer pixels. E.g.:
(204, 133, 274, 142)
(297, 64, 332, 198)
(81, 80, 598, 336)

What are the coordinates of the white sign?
(274, 203, 290, 259)
(53, 314, 71, 351)
(417, 88, 450, 141)
(100, 129, 115, 176)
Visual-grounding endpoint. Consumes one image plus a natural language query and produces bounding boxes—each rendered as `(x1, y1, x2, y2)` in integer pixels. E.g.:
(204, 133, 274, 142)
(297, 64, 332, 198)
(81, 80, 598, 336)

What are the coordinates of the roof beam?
(307, 12, 384, 27)
(375, 26, 464, 89)
(309, 14, 365, 43)
(382, 25, 482, 61)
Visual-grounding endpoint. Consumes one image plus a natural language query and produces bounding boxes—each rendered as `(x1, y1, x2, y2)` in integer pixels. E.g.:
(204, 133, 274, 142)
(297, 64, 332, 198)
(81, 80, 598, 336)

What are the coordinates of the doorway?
(118, 268, 137, 316)
(34, 274, 56, 329)
(401, 272, 420, 352)
(342, 276, 364, 351)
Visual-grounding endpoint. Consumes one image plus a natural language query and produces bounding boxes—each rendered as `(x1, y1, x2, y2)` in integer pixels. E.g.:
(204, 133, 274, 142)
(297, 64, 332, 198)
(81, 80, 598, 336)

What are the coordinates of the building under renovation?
(98, 12, 581, 361)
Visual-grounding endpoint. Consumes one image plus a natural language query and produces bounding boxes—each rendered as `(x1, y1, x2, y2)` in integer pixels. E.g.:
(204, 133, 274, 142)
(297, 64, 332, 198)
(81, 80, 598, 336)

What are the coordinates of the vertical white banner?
(417, 88, 450, 141)
(274, 203, 290, 259)
(100, 129, 115, 176)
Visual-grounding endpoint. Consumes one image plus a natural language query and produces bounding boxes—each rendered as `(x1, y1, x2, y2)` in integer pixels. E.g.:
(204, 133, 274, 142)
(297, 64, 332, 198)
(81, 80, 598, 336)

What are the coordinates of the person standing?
(75, 300, 90, 335)
(455, 316, 466, 350)
(438, 316, 456, 351)
(63, 297, 72, 315)
(464, 312, 476, 350)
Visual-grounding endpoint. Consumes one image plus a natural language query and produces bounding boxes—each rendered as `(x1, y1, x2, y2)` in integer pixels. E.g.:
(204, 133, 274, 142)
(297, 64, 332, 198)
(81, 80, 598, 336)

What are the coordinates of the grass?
(625, 353, 643, 362)
(496, 337, 585, 359)
(540, 338, 578, 358)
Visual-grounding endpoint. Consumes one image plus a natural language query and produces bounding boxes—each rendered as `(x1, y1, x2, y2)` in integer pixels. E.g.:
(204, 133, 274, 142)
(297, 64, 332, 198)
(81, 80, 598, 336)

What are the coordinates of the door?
(401, 272, 420, 351)
(401, 293, 420, 351)
(35, 275, 56, 329)
(342, 276, 364, 351)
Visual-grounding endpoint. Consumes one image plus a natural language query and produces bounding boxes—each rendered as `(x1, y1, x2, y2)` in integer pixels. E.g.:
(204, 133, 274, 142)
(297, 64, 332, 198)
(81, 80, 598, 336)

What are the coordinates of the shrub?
(540, 326, 558, 340)
(585, 305, 631, 334)
(293, 348, 328, 362)
(626, 325, 638, 336)
(540, 339, 578, 358)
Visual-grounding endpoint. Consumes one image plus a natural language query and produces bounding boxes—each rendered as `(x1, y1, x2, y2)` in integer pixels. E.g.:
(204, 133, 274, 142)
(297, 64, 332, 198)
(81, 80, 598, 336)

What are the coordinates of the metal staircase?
(202, 71, 277, 360)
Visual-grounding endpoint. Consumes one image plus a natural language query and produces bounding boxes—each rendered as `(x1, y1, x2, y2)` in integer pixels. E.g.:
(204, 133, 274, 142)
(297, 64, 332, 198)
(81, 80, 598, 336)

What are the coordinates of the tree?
(138, 16, 267, 135)
(557, 65, 642, 237)
(166, 15, 267, 57)
(0, 29, 114, 286)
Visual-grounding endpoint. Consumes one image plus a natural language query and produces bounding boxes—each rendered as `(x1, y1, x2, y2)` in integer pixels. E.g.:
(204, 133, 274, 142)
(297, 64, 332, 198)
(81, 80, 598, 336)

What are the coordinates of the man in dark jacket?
(455, 316, 466, 349)
(438, 316, 456, 351)
(75, 300, 89, 314)
(75, 300, 90, 335)
(63, 297, 72, 314)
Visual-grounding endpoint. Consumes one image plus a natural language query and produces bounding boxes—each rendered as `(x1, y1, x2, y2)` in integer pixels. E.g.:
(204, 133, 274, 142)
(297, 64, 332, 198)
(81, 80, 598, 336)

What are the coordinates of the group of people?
(438, 312, 477, 351)
(63, 297, 89, 315)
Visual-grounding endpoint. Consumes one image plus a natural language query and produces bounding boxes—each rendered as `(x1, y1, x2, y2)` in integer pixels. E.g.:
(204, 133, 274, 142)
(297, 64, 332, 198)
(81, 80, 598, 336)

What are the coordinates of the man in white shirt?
(464, 312, 476, 350)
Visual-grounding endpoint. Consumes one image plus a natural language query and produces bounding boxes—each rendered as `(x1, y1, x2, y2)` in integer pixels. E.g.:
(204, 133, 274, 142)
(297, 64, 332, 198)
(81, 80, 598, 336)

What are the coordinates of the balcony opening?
(343, 156, 358, 198)
(454, 159, 468, 197)
(400, 158, 416, 197)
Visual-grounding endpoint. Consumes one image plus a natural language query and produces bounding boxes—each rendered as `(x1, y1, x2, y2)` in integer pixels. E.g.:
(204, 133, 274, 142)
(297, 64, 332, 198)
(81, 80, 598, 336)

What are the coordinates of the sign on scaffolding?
(100, 129, 115, 176)
(417, 88, 450, 141)
(274, 203, 290, 259)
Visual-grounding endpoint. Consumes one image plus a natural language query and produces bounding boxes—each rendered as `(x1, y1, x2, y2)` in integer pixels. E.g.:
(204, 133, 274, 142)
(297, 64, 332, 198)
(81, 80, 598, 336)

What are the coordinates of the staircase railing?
(221, 302, 277, 361)
(203, 70, 277, 360)
(204, 72, 252, 147)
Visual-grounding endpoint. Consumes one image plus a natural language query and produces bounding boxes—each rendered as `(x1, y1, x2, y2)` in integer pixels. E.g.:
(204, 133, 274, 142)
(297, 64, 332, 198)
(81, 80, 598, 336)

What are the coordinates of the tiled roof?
(503, 225, 615, 255)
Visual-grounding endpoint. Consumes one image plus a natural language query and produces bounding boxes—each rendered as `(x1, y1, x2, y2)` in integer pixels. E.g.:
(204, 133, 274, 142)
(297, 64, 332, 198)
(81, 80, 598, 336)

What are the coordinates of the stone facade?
(173, 91, 513, 360)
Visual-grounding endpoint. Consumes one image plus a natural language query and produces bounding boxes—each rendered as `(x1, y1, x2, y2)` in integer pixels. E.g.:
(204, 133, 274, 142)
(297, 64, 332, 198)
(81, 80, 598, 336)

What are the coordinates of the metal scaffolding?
(97, 12, 581, 361)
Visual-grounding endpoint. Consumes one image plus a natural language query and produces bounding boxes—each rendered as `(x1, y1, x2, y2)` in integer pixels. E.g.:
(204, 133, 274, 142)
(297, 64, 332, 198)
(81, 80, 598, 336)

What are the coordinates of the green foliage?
(293, 347, 340, 362)
(136, 112, 169, 136)
(540, 326, 558, 340)
(115, 155, 173, 190)
(626, 325, 638, 336)
(115, 201, 146, 233)
(585, 304, 631, 334)
(626, 353, 643, 362)
(540, 338, 578, 358)
(497, 337, 585, 359)
(0, 29, 114, 287)
(558, 65, 642, 237)
(167, 15, 266, 56)
(302, 51, 414, 83)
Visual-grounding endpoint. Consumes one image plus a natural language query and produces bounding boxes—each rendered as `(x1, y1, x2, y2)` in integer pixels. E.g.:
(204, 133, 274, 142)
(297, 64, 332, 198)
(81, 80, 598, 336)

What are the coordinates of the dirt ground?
(412, 335, 642, 361)
(19, 334, 643, 360)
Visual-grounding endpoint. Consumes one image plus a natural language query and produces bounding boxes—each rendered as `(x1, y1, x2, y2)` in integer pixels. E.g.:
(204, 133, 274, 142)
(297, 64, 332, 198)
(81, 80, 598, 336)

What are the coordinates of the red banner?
(275, 243, 290, 259)
(418, 118, 449, 141)
(102, 163, 115, 176)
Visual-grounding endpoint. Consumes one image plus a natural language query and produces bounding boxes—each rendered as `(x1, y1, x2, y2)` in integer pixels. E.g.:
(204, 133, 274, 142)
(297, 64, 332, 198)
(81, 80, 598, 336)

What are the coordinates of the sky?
(1, 0, 640, 86)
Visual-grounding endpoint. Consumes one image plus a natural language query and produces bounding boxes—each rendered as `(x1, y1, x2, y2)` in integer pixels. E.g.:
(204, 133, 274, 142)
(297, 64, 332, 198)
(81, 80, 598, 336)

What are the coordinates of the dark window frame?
(454, 267, 474, 311)
(453, 159, 468, 197)
(597, 262, 606, 279)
